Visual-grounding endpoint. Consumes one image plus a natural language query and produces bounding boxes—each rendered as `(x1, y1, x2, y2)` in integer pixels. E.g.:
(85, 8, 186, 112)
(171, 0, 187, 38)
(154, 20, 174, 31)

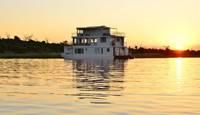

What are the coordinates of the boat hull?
(61, 53, 114, 60)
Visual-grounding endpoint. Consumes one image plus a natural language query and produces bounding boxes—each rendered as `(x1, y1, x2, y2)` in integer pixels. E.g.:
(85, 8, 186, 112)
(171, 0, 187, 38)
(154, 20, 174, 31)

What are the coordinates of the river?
(0, 58, 200, 114)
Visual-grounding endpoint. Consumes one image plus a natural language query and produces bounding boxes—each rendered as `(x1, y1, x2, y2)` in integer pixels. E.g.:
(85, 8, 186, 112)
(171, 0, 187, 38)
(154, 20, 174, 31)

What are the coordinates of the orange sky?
(1, 0, 200, 50)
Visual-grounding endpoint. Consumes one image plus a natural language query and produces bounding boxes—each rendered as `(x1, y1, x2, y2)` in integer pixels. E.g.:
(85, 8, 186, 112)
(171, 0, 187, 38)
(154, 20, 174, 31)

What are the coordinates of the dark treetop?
(0, 36, 64, 54)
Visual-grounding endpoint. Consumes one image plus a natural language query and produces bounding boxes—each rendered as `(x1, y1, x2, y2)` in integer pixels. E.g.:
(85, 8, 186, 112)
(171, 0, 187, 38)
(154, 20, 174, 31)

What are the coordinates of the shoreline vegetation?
(129, 47, 200, 58)
(0, 53, 61, 59)
(0, 35, 64, 58)
(1, 35, 200, 59)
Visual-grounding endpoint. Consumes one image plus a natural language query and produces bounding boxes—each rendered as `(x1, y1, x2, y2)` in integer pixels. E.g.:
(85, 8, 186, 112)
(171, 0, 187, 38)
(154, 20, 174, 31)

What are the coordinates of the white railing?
(111, 32, 125, 37)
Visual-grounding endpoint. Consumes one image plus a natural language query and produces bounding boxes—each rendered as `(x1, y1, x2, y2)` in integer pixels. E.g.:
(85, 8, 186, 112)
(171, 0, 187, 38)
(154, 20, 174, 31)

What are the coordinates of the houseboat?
(61, 26, 132, 60)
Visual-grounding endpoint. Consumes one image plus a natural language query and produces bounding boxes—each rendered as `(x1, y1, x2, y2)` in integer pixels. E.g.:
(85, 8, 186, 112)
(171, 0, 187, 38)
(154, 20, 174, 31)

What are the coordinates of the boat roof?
(77, 26, 110, 30)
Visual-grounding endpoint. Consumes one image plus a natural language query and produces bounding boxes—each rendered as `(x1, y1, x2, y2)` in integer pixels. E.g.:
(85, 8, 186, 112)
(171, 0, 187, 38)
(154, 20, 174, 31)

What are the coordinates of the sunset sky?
(1, 0, 200, 50)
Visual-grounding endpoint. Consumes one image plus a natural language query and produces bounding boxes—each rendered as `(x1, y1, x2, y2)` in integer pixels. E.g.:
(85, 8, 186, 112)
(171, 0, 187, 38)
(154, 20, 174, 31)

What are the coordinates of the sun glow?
(166, 34, 193, 50)
(175, 43, 184, 51)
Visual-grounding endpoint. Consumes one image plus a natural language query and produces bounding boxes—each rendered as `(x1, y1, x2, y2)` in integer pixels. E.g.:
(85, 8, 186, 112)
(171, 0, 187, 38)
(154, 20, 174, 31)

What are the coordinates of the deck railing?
(71, 32, 125, 37)
(111, 32, 125, 37)
(64, 42, 97, 46)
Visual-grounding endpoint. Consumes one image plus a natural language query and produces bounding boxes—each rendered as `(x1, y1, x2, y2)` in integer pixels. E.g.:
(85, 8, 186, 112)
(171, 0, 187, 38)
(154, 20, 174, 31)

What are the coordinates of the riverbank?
(133, 53, 200, 58)
(1, 53, 200, 59)
(0, 53, 61, 59)
(133, 53, 167, 58)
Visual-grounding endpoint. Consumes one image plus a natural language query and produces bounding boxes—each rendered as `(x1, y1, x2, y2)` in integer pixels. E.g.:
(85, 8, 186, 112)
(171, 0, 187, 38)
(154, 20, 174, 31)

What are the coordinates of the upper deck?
(71, 26, 125, 46)
(73, 26, 124, 38)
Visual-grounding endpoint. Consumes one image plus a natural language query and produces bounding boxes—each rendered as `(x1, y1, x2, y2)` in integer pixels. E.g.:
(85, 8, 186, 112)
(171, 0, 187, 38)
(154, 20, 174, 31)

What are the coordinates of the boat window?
(73, 38, 77, 44)
(100, 37, 106, 43)
(101, 48, 104, 54)
(81, 39, 85, 44)
(95, 48, 100, 54)
(78, 30, 83, 34)
(91, 39, 95, 43)
(75, 48, 84, 54)
(107, 48, 110, 52)
(94, 38, 97, 43)
(103, 33, 109, 36)
(117, 38, 120, 42)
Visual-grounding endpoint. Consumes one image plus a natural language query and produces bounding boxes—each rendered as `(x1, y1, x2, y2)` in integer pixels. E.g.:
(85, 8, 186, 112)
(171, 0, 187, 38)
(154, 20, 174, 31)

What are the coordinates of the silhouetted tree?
(24, 34, 34, 41)
(14, 36, 21, 41)
(135, 45, 138, 50)
(61, 40, 69, 45)
(5, 33, 11, 39)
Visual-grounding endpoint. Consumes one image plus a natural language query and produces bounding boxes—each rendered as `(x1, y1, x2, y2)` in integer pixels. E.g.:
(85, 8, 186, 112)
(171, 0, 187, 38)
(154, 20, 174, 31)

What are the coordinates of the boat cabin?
(62, 26, 130, 59)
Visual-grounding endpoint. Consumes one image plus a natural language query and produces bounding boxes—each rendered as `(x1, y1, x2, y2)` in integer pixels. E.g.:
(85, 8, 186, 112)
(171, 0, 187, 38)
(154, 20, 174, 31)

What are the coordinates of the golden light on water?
(176, 58, 182, 78)
(1, 59, 200, 114)
(176, 58, 183, 92)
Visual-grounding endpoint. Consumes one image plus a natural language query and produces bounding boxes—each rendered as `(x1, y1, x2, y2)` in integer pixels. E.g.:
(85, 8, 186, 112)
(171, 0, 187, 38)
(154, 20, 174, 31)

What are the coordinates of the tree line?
(0, 35, 66, 54)
(129, 46, 200, 57)
(1, 35, 200, 57)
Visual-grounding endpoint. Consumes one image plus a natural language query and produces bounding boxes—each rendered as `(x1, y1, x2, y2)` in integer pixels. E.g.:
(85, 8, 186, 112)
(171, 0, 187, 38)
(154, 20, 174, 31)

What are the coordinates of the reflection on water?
(0, 58, 200, 114)
(71, 59, 126, 103)
(176, 58, 183, 92)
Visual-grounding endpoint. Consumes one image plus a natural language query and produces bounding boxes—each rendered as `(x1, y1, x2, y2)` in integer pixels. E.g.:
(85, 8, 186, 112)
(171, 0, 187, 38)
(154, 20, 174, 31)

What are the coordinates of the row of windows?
(73, 37, 107, 44)
(73, 38, 98, 44)
(74, 48, 110, 54)
(100, 37, 107, 43)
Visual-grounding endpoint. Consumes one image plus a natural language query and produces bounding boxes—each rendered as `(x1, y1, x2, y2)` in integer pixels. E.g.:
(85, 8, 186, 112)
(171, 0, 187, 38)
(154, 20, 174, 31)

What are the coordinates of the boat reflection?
(71, 59, 127, 103)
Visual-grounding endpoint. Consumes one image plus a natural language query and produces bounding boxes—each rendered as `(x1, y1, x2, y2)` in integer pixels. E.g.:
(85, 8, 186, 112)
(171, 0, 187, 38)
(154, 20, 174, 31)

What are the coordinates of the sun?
(175, 43, 184, 51)
(166, 34, 192, 50)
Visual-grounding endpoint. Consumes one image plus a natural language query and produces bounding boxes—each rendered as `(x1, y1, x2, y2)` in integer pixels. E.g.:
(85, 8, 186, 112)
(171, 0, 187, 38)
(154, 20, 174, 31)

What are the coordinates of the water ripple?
(0, 58, 200, 114)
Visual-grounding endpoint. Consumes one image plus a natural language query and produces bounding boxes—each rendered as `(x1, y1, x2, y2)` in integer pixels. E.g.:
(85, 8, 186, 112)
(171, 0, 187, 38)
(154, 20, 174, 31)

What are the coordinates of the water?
(0, 58, 200, 115)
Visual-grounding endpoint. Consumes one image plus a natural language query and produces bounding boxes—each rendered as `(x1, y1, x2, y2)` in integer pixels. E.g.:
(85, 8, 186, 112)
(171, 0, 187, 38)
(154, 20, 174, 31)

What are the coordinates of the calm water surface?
(0, 58, 200, 115)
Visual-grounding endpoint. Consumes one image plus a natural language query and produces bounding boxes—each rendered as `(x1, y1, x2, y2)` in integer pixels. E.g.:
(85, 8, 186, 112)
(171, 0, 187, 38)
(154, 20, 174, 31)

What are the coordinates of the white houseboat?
(61, 26, 132, 60)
